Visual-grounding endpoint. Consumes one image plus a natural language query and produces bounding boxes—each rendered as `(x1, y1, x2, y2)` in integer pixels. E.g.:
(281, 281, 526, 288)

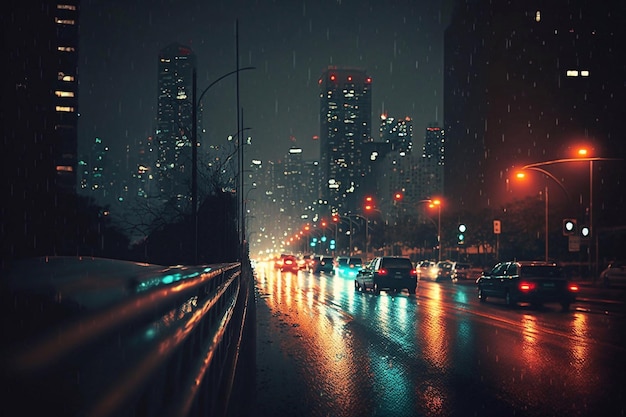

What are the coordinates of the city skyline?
(77, 0, 453, 165)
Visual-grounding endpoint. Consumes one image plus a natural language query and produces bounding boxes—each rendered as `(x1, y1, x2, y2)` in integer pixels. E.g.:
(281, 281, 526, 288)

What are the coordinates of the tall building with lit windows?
(319, 67, 372, 215)
(380, 114, 413, 155)
(154, 43, 197, 204)
(4, 0, 80, 193)
(421, 125, 444, 199)
(3, 0, 80, 258)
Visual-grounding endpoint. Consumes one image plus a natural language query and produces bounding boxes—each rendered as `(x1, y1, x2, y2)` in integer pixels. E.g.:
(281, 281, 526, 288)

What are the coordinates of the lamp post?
(191, 65, 255, 264)
(429, 199, 442, 262)
(515, 168, 569, 261)
(519, 155, 620, 275)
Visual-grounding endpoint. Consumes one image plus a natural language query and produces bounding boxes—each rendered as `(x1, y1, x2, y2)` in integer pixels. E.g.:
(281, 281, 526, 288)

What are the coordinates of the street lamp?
(515, 169, 569, 262)
(191, 65, 255, 264)
(429, 199, 442, 262)
(519, 154, 621, 276)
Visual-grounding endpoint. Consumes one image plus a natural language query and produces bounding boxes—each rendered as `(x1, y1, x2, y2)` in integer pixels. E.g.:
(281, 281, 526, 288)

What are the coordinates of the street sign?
(568, 235, 580, 252)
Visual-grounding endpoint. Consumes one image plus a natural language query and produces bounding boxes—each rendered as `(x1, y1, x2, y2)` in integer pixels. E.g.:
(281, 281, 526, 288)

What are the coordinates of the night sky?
(78, 0, 454, 164)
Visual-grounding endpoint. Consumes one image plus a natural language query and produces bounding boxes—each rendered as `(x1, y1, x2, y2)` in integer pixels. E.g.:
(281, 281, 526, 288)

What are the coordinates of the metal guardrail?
(1, 256, 255, 417)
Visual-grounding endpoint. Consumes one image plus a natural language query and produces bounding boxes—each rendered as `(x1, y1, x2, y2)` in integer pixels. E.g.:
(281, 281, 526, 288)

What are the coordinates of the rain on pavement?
(253, 261, 626, 417)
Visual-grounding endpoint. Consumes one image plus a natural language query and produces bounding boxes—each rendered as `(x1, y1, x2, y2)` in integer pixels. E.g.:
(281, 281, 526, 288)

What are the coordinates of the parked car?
(600, 261, 626, 287)
(354, 256, 417, 295)
(311, 255, 334, 274)
(279, 255, 300, 273)
(334, 256, 363, 277)
(476, 260, 579, 311)
(450, 262, 472, 281)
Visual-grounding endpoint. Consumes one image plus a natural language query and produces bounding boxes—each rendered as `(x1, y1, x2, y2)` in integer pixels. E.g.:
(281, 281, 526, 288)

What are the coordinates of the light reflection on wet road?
(254, 262, 626, 417)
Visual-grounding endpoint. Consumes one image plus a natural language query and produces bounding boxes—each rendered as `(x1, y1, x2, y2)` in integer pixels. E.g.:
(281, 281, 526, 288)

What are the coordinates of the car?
(434, 260, 454, 281)
(450, 262, 472, 281)
(600, 261, 626, 287)
(354, 256, 417, 295)
(311, 255, 334, 274)
(273, 253, 292, 270)
(334, 256, 363, 277)
(279, 255, 299, 272)
(476, 260, 579, 311)
(416, 260, 437, 280)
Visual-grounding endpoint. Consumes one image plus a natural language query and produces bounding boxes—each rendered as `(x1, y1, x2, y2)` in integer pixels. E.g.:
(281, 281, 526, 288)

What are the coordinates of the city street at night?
(253, 261, 626, 417)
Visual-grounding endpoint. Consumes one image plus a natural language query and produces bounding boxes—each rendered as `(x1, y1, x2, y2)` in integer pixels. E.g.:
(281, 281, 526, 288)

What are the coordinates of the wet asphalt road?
(253, 262, 626, 417)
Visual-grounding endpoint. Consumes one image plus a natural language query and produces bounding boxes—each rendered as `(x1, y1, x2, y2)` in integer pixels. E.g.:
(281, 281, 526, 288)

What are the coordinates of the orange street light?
(426, 198, 442, 261)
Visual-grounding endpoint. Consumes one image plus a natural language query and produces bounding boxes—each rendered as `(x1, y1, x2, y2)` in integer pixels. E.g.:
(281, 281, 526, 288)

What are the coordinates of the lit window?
(56, 106, 75, 112)
(58, 46, 75, 52)
(566, 70, 579, 77)
(57, 4, 77, 10)
(535, 11, 541, 22)
(55, 91, 74, 97)
(55, 17, 75, 25)
(58, 72, 74, 82)
(56, 165, 73, 172)
(580, 70, 590, 77)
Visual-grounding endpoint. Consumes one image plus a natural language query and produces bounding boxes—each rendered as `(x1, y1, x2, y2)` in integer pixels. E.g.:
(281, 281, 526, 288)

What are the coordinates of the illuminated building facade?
(319, 67, 372, 215)
(154, 43, 197, 204)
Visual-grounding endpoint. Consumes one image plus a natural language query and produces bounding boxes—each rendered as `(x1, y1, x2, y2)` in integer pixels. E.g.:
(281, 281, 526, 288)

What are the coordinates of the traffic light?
(580, 225, 590, 238)
(329, 239, 336, 250)
(562, 219, 577, 236)
(364, 196, 375, 211)
(458, 224, 466, 244)
(393, 192, 403, 202)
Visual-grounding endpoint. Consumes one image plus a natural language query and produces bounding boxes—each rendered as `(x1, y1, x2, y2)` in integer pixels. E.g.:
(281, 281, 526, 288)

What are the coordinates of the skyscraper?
(380, 114, 413, 155)
(319, 67, 372, 215)
(3, 0, 80, 259)
(154, 43, 197, 204)
(421, 125, 444, 200)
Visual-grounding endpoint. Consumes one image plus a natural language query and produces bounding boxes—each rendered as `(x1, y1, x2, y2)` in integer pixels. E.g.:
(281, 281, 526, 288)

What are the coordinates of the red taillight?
(410, 269, 417, 276)
(519, 282, 536, 292)
(378, 268, 388, 276)
(568, 283, 580, 292)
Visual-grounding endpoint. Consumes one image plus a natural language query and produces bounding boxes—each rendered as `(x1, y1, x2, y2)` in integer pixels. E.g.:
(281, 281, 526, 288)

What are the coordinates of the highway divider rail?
(1, 256, 256, 417)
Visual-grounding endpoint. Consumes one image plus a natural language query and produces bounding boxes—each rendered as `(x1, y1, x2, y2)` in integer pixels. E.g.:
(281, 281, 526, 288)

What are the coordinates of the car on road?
(354, 256, 417, 295)
(279, 255, 300, 273)
(416, 260, 437, 280)
(600, 261, 626, 287)
(476, 260, 579, 311)
(450, 261, 472, 281)
(333, 256, 363, 277)
(310, 255, 334, 274)
(434, 260, 454, 281)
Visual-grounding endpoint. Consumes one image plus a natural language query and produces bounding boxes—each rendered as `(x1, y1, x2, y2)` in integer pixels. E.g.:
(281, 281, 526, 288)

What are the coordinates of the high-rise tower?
(319, 67, 372, 215)
(154, 43, 197, 204)
(3, 0, 80, 259)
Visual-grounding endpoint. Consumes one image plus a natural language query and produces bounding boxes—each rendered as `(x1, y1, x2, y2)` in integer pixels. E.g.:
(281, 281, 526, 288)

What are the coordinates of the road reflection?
(256, 262, 625, 417)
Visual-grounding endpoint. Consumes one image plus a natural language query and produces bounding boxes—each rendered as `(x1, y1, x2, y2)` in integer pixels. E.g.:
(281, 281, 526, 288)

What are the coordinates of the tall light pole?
(515, 168, 569, 262)
(191, 64, 254, 264)
(429, 199, 442, 262)
(520, 155, 620, 275)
